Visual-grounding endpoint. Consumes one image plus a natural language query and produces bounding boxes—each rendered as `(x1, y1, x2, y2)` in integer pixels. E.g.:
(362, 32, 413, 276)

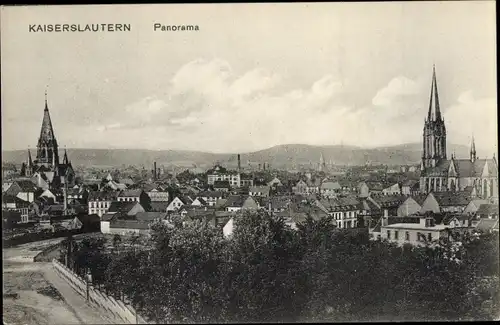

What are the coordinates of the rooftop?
(382, 222, 448, 231)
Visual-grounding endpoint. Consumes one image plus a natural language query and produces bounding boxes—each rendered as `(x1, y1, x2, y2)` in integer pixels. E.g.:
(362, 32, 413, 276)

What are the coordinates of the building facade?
(419, 67, 498, 199)
(22, 93, 75, 189)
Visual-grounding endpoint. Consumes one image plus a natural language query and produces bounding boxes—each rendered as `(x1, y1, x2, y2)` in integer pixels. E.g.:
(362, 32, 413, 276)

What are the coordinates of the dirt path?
(3, 238, 114, 325)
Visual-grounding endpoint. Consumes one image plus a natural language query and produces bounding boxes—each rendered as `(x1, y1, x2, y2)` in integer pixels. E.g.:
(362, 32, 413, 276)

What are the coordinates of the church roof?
(39, 94, 57, 144)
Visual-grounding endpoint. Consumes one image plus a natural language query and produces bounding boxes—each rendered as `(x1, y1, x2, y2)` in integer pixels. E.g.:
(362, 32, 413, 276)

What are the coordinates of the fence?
(52, 259, 149, 324)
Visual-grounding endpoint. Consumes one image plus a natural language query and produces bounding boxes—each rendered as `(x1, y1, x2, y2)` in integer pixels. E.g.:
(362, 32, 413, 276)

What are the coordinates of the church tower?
(470, 134, 477, 163)
(35, 91, 60, 169)
(422, 66, 447, 168)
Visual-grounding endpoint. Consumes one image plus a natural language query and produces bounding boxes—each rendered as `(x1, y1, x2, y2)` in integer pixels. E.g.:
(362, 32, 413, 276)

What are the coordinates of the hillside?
(2, 143, 474, 169)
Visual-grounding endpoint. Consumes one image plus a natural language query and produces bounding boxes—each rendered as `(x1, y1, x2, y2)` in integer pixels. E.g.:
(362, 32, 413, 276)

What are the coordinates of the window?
(387, 230, 391, 239)
(417, 232, 422, 241)
(428, 233, 432, 242)
(394, 231, 399, 240)
(405, 231, 410, 241)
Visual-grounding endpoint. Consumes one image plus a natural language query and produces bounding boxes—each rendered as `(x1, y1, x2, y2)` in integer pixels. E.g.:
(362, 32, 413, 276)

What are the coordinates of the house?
(305, 178, 322, 194)
(224, 195, 259, 212)
(4, 179, 39, 203)
(117, 189, 151, 208)
(397, 194, 427, 217)
(2, 194, 30, 223)
(108, 201, 145, 216)
(39, 214, 82, 231)
(475, 204, 499, 220)
(267, 177, 283, 187)
(420, 191, 471, 214)
(104, 179, 127, 191)
(109, 219, 151, 236)
(213, 180, 231, 192)
(223, 217, 235, 238)
(166, 196, 193, 212)
(248, 186, 270, 197)
(141, 183, 169, 202)
(191, 197, 208, 207)
(136, 212, 167, 223)
(382, 183, 402, 196)
(462, 199, 489, 216)
(401, 180, 420, 196)
(376, 215, 452, 247)
(2, 182, 13, 193)
(100, 212, 121, 234)
(358, 181, 370, 198)
(197, 191, 225, 207)
(315, 196, 360, 229)
(292, 180, 308, 195)
(207, 165, 241, 187)
(475, 218, 499, 233)
(67, 187, 89, 205)
(150, 201, 170, 212)
(320, 181, 341, 198)
(368, 194, 407, 217)
(240, 174, 254, 187)
(88, 191, 118, 217)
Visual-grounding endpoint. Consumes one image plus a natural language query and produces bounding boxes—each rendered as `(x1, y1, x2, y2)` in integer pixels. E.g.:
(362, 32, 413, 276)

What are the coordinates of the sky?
(1, 2, 497, 156)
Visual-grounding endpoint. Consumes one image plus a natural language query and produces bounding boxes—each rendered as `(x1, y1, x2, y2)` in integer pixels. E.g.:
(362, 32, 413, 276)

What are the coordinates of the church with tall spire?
(22, 91, 75, 190)
(419, 66, 498, 200)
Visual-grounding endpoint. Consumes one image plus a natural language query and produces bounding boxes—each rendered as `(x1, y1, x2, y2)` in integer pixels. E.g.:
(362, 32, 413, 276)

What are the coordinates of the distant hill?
(2, 143, 472, 169)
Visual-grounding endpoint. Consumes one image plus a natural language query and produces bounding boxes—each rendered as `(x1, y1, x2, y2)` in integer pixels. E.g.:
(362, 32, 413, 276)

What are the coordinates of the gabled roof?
(108, 201, 141, 213)
(2, 194, 30, 206)
(13, 180, 39, 192)
(101, 212, 121, 221)
(476, 204, 499, 216)
(476, 218, 499, 232)
(407, 194, 428, 206)
(198, 191, 225, 198)
(224, 195, 247, 208)
(88, 191, 118, 201)
(402, 179, 419, 187)
(110, 219, 151, 230)
(214, 180, 230, 188)
(150, 201, 170, 212)
(431, 191, 471, 207)
(321, 181, 341, 190)
(136, 212, 167, 222)
(118, 189, 144, 197)
(249, 186, 270, 194)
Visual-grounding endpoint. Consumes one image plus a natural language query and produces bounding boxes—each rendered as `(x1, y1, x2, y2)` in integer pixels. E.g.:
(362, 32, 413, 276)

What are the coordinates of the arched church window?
(450, 179, 456, 192)
(483, 180, 488, 198)
(490, 180, 494, 198)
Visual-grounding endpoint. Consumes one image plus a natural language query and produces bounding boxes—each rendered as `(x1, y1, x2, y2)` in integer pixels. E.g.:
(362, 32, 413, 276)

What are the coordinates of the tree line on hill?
(59, 212, 499, 323)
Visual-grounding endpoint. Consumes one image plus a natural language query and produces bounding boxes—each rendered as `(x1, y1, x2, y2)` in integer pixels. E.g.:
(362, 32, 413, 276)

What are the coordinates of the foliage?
(92, 211, 499, 323)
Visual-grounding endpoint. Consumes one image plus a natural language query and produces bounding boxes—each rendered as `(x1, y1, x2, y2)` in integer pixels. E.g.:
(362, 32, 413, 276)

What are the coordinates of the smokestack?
(237, 154, 241, 172)
(154, 162, 157, 180)
(263, 163, 266, 171)
(258, 163, 261, 170)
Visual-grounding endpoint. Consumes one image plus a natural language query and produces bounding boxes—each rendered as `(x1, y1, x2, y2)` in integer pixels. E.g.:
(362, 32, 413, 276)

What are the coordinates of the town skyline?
(1, 2, 497, 153)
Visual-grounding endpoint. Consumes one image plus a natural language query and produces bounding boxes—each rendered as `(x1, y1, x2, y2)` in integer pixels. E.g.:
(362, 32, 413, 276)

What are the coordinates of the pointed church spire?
(27, 149, 33, 167)
(63, 148, 69, 165)
(427, 65, 442, 121)
(45, 88, 48, 111)
(40, 90, 56, 141)
(470, 134, 477, 162)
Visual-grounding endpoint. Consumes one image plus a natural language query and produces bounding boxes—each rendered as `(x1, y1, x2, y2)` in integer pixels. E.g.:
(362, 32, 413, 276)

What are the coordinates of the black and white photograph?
(1, 2, 498, 323)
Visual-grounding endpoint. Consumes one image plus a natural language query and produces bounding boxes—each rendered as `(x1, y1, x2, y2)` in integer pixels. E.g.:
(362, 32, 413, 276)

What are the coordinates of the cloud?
(372, 76, 421, 106)
(445, 91, 497, 154)
(88, 62, 495, 154)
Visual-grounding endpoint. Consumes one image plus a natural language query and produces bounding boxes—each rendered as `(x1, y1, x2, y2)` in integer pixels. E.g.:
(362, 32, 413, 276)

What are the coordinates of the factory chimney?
(154, 161, 157, 180)
(237, 154, 241, 172)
